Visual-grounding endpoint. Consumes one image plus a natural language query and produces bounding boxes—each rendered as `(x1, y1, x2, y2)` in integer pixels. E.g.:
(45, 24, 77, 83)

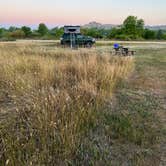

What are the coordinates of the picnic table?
(112, 43, 136, 56)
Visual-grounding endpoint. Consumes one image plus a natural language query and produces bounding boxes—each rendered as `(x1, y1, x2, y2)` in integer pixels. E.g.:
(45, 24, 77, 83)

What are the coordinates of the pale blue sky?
(0, 0, 166, 28)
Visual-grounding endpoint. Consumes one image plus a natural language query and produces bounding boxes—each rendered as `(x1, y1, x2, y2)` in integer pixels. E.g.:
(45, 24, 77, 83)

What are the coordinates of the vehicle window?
(77, 35, 83, 38)
(63, 34, 70, 39)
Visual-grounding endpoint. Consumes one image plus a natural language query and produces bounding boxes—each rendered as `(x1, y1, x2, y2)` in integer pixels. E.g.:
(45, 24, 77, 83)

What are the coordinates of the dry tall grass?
(0, 44, 133, 165)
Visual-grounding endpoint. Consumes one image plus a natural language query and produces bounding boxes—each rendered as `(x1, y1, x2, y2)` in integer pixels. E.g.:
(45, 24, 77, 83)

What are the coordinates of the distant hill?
(83, 22, 119, 29)
(145, 25, 166, 31)
(83, 21, 166, 30)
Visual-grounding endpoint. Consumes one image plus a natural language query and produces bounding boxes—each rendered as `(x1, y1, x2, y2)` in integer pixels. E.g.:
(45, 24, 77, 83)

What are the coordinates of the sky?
(0, 0, 166, 28)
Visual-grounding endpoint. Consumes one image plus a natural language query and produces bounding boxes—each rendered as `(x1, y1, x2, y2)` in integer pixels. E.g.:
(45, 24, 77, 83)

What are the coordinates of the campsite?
(0, 40, 166, 165)
(0, 0, 166, 165)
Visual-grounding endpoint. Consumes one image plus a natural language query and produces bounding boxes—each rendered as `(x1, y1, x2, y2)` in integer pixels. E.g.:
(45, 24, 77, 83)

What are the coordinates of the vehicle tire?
(86, 42, 92, 48)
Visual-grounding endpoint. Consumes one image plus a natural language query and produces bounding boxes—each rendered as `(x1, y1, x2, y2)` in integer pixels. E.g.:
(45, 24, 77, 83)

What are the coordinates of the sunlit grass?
(0, 45, 133, 165)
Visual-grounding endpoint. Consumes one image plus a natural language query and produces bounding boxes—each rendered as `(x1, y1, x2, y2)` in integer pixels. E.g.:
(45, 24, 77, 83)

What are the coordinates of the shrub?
(8, 30, 25, 39)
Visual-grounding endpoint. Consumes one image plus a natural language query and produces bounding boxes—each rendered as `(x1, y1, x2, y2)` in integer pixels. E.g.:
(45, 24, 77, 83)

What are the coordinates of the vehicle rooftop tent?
(64, 26, 81, 34)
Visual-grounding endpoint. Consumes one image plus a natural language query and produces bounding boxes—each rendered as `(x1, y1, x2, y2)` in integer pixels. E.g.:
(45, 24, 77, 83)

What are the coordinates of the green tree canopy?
(8, 26, 18, 32)
(55, 28, 64, 39)
(136, 19, 145, 36)
(38, 23, 48, 36)
(81, 28, 103, 38)
(123, 16, 144, 38)
(156, 30, 164, 40)
(0, 28, 3, 38)
(108, 28, 123, 39)
(123, 16, 137, 35)
(49, 27, 64, 39)
(143, 29, 156, 39)
(21, 26, 32, 37)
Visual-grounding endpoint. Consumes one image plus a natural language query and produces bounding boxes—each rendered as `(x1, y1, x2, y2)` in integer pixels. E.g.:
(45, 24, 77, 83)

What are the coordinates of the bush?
(115, 34, 131, 40)
(21, 26, 32, 37)
(8, 30, 25, 39)
(143, 29, 156, 40)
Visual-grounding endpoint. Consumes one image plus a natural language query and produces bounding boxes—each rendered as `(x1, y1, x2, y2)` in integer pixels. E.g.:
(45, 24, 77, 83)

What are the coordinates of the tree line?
(81, 16, 166, 40)
(0, 16, 166, 41)
(0, 23, 64, 41)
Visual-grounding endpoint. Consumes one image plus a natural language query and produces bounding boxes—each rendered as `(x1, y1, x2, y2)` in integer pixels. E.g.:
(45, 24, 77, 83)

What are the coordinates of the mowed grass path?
(0, 41, 165, 165)
(111, 46, 166, 165)
(77, 44, 166, 165)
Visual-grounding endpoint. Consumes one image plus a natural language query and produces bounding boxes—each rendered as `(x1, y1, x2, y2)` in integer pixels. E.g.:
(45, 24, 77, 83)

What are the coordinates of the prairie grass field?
(0, 41, 166, 165)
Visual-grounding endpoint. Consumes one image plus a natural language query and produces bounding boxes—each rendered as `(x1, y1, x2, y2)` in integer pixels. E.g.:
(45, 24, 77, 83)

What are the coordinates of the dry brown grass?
(0, 44, 133, 165)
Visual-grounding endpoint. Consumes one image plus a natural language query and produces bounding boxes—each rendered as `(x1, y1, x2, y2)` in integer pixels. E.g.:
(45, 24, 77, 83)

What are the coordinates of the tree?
(81, 28, 103, 38)
(48, 27, 64, 39)
(21, 26, 32, 37)
(49, 27, 58, 36)
(136, 19, 145, 37)
(55, 28, 64, 39)
(108, 28, 123, 39)
(163, 34, 166, 40)
(156, 30, 163, 40)
(0, 28, 3, 38)
(143, 29, 156, 39)
(123, 16, 144, 38)
(0, 28, 9, 39)
(123, 16, 137, 36)
(8, 26, 18, 32)
(38, 23, 48, 36)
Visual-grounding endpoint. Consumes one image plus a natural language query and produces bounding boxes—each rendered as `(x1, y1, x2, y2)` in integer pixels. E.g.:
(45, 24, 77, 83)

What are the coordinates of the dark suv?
(60, 33, 95, 47)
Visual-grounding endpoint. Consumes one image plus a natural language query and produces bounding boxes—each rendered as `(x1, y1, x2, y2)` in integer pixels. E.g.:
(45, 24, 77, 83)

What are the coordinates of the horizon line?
(1, 22, 166, 29)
